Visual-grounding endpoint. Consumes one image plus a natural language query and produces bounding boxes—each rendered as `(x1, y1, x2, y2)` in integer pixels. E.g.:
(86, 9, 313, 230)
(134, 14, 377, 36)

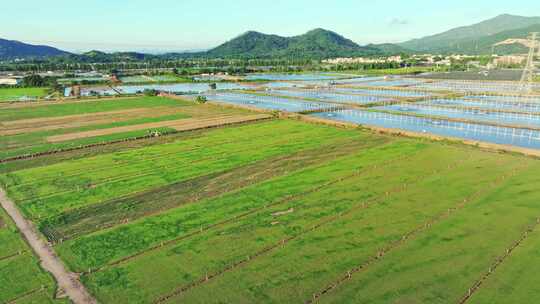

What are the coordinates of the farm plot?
(0, 120, 362, 224)
(77, 144, 489, 303)
(166, 149, 522, 304)
(39, 135, 385, 243)
(0, 208, 63, 303)
(468, 221, 540, 304)
(0, 96, 190, 123)
(314, 161, 540, 304)
(2, 110, 540, 303)
(0, 87, 48, 102)
(52, 139, 419, 272)
(0, 97, 255, 160)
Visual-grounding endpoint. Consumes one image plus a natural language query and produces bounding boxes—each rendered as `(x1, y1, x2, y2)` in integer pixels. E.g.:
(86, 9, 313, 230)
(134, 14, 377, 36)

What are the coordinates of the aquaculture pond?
(374, 103, 540, 128)
(359, 78, 425, 87)
(311, 109, 540, 150)
(245, 73, 340, 81)
(414, 81, 540, 93)
(206, 92, 338, 112)
(419, 98, 540, 114)
(334, 87, 432, 98)
(269, 89, 393, 104)
(65, 82, 255, 96)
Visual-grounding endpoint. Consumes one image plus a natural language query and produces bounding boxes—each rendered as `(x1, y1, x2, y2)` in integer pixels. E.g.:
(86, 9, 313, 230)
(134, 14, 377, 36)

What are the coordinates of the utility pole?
(519, 32, 539, 93)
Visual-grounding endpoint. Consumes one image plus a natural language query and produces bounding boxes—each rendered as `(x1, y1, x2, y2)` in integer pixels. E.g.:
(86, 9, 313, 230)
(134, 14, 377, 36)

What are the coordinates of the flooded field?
(312, 109, 540, 150)
(245, 73, 340, 81)
(419, 98, 540, 113)
(58, 73, 540, 150)
(414, 80, 540, 93)
(205, 92, 338, 112)
(359, 78, 426, 87)
(268, 89, 393, 104)
(334, 87, 433, 98)
(374, 103, 540, 128)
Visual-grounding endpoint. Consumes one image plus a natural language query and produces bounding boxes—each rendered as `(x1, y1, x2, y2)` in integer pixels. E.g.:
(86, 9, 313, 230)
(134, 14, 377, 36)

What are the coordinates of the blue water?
(311, 109, 540, 150)
(359, 79, 424, 87)
(245, 73, 339, 81)
(269, 90, 392, 105)
(334, 87, 432, 98)
(205, 92, 337, 113)
(419, 98, 540, 113)
(466, 95, 540, 104)
(263, 82, 307, 89)
(66, 82, 255, 97)
(414, 81, 540, 93)
(374, 103, 540, 128)
(330, 77, 386, 84)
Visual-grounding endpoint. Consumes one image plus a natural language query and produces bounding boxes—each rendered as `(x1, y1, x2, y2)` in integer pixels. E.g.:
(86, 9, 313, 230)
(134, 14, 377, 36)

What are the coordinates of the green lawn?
(0, 87, 48, 102)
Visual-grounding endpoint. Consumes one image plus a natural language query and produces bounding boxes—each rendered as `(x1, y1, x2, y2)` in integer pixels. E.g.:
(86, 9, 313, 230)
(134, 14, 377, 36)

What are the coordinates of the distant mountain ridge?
(400, 14, 540, 54)
(205, 28, 388, 58)
(0, 38, 71, 60)
(3, 14, 540, 61)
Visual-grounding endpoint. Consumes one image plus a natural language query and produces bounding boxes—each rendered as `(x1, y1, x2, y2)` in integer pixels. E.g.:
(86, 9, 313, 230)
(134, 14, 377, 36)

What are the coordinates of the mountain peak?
(207, 28, 376, 58)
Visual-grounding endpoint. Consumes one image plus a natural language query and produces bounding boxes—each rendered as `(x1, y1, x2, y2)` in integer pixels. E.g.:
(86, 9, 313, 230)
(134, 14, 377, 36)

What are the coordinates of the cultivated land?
(1, 95, 540, 303)
(0, 96, 257, 160)
(0, 202, 69, 304)
(0, 87, 48, 102)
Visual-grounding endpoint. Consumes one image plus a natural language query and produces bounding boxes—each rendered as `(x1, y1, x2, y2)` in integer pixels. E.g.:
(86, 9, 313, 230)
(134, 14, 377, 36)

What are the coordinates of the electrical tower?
(519, 32, 539, 93)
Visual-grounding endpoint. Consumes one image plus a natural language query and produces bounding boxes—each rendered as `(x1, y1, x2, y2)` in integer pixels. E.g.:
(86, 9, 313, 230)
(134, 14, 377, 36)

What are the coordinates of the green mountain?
(439, 24, 540, 55)
(206, 28, 381, 58)
(366, 43, 412, 55)
(0, 38, 71, 60)
(400, 14, 540, 53)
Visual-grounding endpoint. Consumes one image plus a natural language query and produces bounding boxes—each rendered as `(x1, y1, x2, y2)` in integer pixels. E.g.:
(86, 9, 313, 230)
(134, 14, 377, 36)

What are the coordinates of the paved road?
(0, 188, 97, 304)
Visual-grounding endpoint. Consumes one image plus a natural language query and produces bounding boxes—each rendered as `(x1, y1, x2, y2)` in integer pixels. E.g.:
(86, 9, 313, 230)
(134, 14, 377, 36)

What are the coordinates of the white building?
(0, 77, 21, 85)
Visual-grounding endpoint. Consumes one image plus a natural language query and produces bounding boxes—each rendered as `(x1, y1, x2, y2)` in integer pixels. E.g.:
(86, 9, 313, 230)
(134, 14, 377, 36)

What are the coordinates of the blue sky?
(2, 0, 540, 53)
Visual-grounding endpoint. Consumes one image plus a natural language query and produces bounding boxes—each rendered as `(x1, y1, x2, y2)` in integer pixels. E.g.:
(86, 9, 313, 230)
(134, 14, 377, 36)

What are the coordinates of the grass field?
(0, 96, 255, 160)
(0, 87, 48, 102)
(1, 97, 540, 304)
(0, 208, 66, 303)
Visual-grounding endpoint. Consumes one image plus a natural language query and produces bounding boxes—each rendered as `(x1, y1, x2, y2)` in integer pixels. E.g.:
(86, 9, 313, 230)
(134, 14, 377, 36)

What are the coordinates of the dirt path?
(0, 188, 97, 304)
